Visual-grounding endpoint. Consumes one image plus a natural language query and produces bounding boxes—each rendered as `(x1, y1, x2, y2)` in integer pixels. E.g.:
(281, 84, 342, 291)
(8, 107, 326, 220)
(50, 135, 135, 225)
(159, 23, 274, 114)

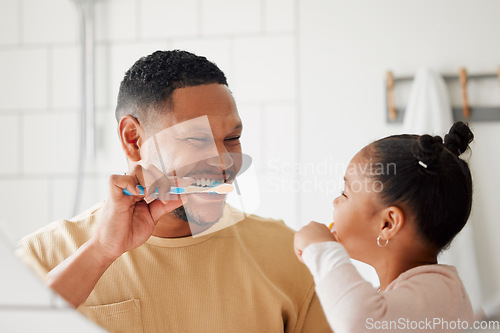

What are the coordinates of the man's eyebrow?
(182, 126, 212, 133)
(343, 177, 349, 186)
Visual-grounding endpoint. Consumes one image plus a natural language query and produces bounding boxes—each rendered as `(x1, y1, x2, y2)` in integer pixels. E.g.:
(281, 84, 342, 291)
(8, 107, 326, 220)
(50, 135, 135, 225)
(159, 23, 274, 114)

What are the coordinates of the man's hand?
(46, 164, 192, 308)
(90, 164, 192, 263)
(294, 222, 337, 263)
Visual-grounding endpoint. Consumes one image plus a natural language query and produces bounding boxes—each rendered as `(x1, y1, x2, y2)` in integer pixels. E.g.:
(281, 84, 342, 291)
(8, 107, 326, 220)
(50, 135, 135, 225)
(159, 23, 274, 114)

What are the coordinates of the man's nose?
(206, 151, 234, 170)
(333, 195, 340, 207)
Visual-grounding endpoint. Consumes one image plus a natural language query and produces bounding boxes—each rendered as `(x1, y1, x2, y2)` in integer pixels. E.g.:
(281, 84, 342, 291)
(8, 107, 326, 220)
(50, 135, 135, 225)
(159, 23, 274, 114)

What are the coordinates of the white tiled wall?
(23, 0, 78, 44)
(0, 0, 19, 45)
(52, 46, 81, 109)
(264, 0, 296, 32)
(0, 48, 49, 109)
(233, 35, 296, 102)
(0, 115, 21, 174)
(200, 0, 262, 35)
(0, 0, 298, 330)
(0, 178, 50, 242)
(22, 113, 79, 174)
(95, 0, 138, 42)
(140, 0, 199, 38)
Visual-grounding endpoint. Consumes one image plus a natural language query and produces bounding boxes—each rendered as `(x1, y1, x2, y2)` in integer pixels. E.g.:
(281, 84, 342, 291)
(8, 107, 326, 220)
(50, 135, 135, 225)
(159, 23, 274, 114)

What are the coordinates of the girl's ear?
(118, 115, 145, 162)
(378, 206, 405, 241)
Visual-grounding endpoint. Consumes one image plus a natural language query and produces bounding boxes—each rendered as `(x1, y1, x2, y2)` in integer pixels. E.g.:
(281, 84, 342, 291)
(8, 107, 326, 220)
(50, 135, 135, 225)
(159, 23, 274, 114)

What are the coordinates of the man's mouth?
(191, 177, 223, 187)
(187, 173, 233, 188)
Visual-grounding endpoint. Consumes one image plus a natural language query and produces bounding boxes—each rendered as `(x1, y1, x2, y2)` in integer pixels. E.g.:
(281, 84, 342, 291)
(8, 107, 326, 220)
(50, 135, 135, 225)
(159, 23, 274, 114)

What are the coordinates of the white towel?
(403, 67, 453, 134)
(403, 67, 482, 310)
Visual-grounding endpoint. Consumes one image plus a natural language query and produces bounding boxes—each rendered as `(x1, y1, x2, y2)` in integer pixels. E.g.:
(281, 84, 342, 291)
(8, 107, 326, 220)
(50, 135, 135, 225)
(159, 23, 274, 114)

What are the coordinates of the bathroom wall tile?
(264, 0, 295, 33)
(0, 115, 20, 174)
(139, 0, 198, 38)
(52, 46, 80, 110)
(108, 41, 169, 107)
(0, 49, 48, 110)
(200, 0, 261, 35)
(94, 44, 110, 109)
(264, 103, 297, 167)
(22, 113, 78, 175)
(51, 176, 108, 222)
(22, 0, 78, 44)
(233, 36, 296, 102)
(0, 309, 104, 332)
(171, 37, 232, 82)
(255, 172, 299, 229)
(0, 0, 19, 45)
(237, 103, 265, 170)
(0, 238, 52, 306)
(86, 111, 128, 175)
(0, 179, 50, 241)
(95, 0, 137, 42)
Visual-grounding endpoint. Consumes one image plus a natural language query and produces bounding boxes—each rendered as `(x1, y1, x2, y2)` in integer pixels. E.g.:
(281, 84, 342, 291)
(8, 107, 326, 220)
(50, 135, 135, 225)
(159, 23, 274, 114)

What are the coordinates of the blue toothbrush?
(123, 185, 186, 195)
(123, 183, 234, 196)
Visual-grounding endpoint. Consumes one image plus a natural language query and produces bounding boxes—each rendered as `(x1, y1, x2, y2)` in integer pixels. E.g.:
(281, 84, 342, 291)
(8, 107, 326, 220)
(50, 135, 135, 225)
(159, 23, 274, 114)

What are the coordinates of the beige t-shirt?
(17, 202, 331, 333)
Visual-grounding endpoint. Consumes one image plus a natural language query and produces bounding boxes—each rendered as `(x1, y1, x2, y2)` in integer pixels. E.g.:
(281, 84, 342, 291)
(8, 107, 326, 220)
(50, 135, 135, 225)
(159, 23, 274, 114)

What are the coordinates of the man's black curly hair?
(115, 50, 228, 126)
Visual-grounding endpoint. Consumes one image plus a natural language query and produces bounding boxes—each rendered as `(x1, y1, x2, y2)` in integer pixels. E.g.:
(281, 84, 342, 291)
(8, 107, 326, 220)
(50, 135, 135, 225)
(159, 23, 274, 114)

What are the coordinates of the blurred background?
(1, 0, 499, 331)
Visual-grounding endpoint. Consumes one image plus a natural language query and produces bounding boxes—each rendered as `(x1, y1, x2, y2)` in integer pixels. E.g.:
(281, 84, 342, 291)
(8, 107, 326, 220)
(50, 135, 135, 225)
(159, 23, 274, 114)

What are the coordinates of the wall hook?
(386, 71, 397, 121)
(458, 67, 470, 119)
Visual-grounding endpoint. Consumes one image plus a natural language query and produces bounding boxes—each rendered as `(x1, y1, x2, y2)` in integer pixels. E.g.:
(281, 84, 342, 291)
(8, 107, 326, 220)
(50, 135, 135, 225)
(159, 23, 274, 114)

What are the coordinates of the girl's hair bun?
(444, 121, 474, 157)
(368, 122, 474, 251)
(415, 134, 444, 172)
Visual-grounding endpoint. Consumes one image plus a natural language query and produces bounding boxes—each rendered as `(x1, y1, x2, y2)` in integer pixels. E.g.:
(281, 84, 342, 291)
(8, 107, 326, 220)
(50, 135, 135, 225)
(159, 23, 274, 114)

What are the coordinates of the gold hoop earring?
(377, 235, 389, 247)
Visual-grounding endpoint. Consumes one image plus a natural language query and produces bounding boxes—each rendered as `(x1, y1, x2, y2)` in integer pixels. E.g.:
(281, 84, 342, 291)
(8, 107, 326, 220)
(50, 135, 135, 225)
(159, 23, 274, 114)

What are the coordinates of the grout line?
(0, 33, 295, 52)
(18, 112, 24, 176)
(104, 43, 111, 108)
(108, 31, 293, 44)
(0, 41, 77, 51)
(260, 0, 266, 33)
(0, 108, 81, 116)
(46, 46, 53, 111)
(47, 176, 53, 222)
(135, 0, 142, 40)
(18, 0, 23, 45)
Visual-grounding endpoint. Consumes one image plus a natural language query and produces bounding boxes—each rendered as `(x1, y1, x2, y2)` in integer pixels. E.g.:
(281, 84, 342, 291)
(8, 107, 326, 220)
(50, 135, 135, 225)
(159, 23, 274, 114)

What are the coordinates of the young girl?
(294, 121, 475, 333)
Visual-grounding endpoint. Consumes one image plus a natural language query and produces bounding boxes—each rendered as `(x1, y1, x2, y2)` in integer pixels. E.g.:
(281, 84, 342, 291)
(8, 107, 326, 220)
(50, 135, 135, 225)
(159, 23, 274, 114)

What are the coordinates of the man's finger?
(109, 174, 143, 199)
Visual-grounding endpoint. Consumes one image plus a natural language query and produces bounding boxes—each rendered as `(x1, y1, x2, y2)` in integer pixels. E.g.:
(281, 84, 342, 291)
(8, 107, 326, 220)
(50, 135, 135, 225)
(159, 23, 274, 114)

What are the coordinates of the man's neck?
(152, 213, 211, 238)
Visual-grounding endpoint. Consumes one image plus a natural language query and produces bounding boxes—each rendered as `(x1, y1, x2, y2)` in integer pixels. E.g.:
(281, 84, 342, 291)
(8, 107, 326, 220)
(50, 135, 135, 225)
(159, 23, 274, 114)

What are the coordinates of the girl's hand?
(294, 221, 337, 263)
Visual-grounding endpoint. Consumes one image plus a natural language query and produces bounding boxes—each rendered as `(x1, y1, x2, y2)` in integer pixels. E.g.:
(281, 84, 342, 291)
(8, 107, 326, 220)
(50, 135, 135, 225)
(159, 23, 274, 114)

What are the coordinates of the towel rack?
(386, 68, 500, 123)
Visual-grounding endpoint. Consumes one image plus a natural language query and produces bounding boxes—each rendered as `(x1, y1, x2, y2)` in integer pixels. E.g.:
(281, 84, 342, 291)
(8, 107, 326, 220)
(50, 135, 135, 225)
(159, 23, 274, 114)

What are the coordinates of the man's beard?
(172, 202, 225, 226)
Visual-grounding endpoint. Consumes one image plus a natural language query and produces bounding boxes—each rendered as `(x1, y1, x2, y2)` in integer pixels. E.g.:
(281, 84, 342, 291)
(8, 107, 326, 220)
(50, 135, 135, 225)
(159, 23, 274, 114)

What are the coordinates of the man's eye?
(185, 137, 209, 142)
(341, 191, 347, 198)
(225, 136, 241, 142)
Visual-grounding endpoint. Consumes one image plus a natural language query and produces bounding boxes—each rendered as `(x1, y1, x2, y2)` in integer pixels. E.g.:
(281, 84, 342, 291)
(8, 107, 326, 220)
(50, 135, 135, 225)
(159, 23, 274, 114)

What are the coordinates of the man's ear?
(378, 206, 405, 241)
(118, 115, 144, 162)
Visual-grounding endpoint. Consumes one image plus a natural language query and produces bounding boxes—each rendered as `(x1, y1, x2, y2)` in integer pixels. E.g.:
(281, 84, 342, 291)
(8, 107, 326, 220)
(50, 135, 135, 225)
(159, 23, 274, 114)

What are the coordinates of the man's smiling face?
(142, 83, 243, 226)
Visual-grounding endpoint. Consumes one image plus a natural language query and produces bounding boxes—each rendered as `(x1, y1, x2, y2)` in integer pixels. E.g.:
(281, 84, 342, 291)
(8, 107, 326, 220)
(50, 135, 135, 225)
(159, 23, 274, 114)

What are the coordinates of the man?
(17, 50, 331, 332)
